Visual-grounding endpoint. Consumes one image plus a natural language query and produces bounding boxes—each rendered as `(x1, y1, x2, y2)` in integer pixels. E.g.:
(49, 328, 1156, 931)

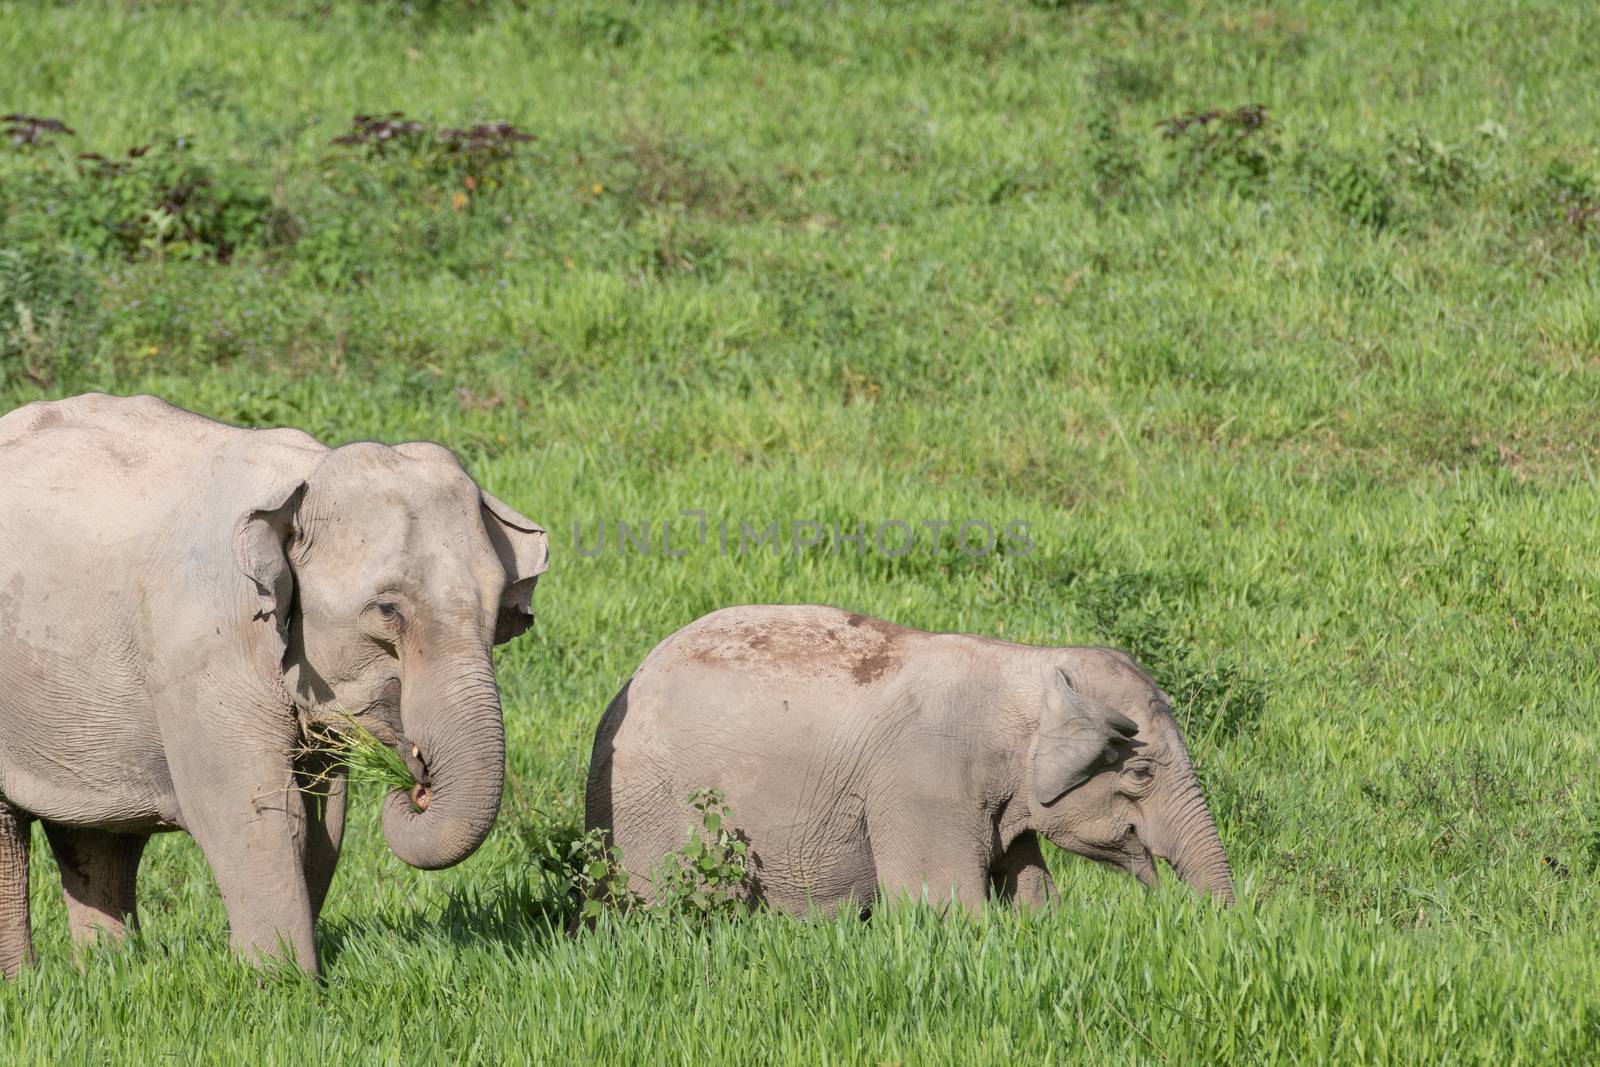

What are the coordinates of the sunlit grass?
(2, 0, 1599, 1062)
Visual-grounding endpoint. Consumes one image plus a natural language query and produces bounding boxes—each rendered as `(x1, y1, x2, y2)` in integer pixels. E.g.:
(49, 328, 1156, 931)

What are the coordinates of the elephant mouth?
(399, 740, 434, 810)
(1127, 848, 1159, 888)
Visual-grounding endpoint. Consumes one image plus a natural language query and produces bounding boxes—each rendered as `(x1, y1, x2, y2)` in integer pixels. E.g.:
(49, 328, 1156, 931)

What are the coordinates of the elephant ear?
(480, 489, 549, 645)
(1032, 668, 1139, 806)
(232, 477, 307, 641)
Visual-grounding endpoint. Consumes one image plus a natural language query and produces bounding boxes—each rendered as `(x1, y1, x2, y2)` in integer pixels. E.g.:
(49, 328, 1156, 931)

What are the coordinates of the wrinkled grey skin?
(587, 605, 1233, 916)
(0, 393, 548, 976)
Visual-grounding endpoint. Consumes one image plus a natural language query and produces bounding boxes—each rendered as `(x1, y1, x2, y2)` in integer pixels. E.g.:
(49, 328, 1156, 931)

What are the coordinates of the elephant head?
(236, 439, 548, 870)
(1025, 650, 1234, 904)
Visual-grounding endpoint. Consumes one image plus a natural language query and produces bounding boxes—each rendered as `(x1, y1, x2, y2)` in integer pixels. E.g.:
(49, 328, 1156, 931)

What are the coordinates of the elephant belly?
(747, 821, 880, 918)
(603, 740, 879, 918)
(0, 761, 177, 832)
(0, 634, 176, 830)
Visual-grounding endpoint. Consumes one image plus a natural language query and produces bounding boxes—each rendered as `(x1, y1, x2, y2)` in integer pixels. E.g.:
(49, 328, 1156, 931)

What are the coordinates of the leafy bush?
(1085, 102, 1141, 201)
(1157, 104, 1278, 193)
(326, 112, 535, 188)
(3, 113, 74, 148)
(565, 828, 645, 922)
(6, 134, 277, 262)
(554, 788, 755, 927)
(327, 112, 428, 156)
(1318, 153, 1394, 229)
(1386, 127, 1486, 197)
(647, 789, 753, 922)
(0, 245, 96, 387)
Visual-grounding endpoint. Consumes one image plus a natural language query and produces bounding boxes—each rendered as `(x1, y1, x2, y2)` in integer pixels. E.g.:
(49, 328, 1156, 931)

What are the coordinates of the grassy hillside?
(2, 1, 1598, 1061)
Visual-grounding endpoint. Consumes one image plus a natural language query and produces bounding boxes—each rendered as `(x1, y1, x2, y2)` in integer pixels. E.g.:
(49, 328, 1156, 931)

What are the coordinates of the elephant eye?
(367, 600, 405, 632)
(1126, 761, 1154, 782)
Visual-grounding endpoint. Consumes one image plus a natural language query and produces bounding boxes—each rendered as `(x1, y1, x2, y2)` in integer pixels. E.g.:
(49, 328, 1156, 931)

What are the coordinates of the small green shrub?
(557, 789, 755, 927)
(21, 139, 275, 262)
(0, 245, 96, 387)
(326, 112, 534, 188)
(1085, 102, 1141, 201)
(648, 789, 754, 922)
(1157, 104, 1278, 194)
(1386, 127, 1486, 197)
(566, 829, 645, 922)
(1320, 154, 1395, 229)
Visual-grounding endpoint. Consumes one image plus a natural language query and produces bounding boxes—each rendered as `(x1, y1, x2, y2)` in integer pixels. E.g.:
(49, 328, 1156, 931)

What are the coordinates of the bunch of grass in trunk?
(299, 709, 417, 792)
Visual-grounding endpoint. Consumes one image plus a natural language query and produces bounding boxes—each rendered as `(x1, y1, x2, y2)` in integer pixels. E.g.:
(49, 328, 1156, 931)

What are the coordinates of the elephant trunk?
(1151, 777, 1235, 906)
(380, 654, 505, 871)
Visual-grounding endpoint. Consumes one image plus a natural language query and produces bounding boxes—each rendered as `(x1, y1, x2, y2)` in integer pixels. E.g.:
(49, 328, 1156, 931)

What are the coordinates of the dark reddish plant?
(3, 113, 74, 147)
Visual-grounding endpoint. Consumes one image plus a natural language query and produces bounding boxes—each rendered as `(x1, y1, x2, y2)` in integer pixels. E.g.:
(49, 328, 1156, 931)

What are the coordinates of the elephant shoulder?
(0, 393, 224, 448)
(0, 395, 82, 445)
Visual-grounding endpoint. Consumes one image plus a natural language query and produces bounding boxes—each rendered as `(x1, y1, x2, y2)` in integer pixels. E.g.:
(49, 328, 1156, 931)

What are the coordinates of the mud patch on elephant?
(849, 643, 898, 685)
(843, 613, 912, 638)
(26, 406, 64, 432)
(682, 615, 905, 685)
(685, 633, 757, 668)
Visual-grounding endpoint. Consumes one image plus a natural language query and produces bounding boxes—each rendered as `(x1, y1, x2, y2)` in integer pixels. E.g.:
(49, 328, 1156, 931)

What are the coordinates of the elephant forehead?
(301, 481, 498, 584)
(311, 452, 481, 526)
(320, 441, 470, 488)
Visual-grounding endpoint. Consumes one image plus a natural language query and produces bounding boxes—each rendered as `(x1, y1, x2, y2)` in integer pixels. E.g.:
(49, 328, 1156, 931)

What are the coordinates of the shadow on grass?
(317, 876, 574, 967)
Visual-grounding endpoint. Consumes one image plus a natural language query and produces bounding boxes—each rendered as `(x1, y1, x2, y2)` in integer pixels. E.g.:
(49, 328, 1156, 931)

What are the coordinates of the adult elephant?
(0, 393, 548, 975)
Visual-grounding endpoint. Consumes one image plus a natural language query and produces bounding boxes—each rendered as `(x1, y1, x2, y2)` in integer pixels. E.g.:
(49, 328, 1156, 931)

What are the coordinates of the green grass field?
(3, 0, 1600, 1061)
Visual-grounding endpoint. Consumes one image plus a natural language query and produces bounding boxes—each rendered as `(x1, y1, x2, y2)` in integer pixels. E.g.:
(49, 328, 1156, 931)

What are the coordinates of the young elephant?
(586, 605, 1233, 915)
(0, 393, 548, 976)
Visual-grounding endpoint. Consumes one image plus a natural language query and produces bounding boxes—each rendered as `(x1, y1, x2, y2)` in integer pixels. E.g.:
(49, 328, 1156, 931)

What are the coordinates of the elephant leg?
(42, 824, 148, 950)
(0, 802, 34, 978)
(870, 816, 990, 916)
(168, 741, 318, 973)
(989, 832, 1056, 908)
(295, 753, 347, 925)
(876, 858, 989, 916)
